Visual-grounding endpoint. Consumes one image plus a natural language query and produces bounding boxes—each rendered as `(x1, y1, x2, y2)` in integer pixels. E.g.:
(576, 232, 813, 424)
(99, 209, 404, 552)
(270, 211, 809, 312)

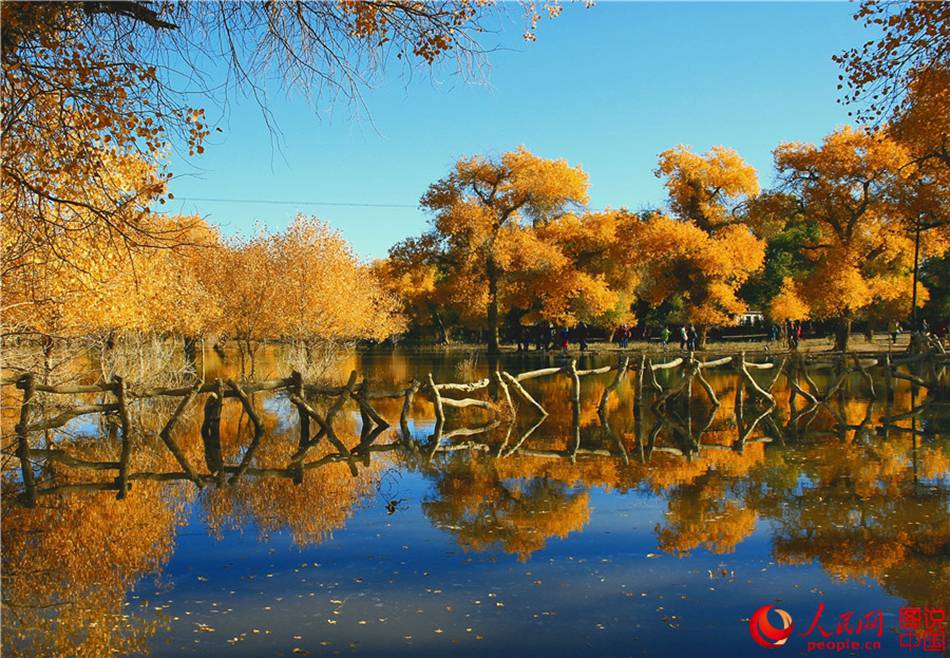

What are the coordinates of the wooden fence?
(4, 349, 946, 507)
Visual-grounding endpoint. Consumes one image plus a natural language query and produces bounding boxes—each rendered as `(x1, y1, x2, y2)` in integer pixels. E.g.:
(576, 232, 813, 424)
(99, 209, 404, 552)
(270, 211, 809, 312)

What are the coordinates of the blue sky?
(165, 2, 871, 261)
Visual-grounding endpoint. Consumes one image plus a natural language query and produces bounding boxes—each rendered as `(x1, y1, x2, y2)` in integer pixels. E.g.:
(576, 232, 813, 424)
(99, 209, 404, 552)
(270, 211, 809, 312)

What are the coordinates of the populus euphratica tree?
(627, 146, 764, 346)
(419, 147, 590, 352)
(772, 125, 950, 351)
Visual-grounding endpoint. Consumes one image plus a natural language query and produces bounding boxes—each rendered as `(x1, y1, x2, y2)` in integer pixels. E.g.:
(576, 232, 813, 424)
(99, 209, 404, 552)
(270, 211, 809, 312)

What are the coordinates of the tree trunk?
(487, 258, 500, 354)
(237, 339, 247, 377)
(430, 305, 450, 345)
(183, 335, 200, 372)
(98, 330, 117, 380)
(213, 341, 228, 361)
(697, 325, 708, 350)
(42, 334, 54, 384)
(246, 338, 256, 377)
(834, 318, 852, 352)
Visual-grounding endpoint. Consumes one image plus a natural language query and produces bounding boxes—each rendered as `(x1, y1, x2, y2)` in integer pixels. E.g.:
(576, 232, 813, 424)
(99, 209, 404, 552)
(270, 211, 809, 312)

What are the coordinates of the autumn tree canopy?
(836, 2, 950, 252)
(768, 126, 950, 349)
(1, 0, 558, 351)
(834, 0, 949, 126)
(3, 0, 949, 355)
(1, 1, 558, 262)
(202, 215, 402, 374)
(391, 147, 612, 351)
(625, 146, 764, 342)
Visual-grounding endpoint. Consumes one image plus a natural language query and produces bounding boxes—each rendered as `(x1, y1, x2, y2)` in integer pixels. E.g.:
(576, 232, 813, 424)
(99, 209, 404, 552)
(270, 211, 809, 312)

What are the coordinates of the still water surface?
(2, 349, 947, 657)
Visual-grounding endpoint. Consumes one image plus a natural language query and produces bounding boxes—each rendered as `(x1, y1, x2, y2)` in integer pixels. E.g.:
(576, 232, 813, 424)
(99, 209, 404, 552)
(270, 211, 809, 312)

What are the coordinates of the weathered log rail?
(3, 349, 945, 507)
(3, 368, 409, 507)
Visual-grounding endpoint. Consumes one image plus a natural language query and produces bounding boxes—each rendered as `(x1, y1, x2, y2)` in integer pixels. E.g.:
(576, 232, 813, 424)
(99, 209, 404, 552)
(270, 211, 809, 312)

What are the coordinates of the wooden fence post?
(501, 372, 546, 416)
(14, 374, 38, 507)
(494, 371, 515, 417)
(158, 380, 203, 487)
(113, 375, 132, 499)
(427, 373, 444, 426)
(227, 379, 265, 484)
(569, 360, 581, 463)
(399, 379, 420, 441)
(291, 371, 310, 449)
(201, 379, 225, 486)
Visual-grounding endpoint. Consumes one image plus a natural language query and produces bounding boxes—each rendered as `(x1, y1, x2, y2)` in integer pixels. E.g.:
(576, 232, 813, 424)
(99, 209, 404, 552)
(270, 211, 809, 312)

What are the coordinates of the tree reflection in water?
(1, 352, 947, 656)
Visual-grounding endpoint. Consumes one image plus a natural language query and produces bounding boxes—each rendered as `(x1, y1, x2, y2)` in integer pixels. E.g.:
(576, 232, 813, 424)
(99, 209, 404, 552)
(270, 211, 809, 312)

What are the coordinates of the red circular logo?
(749, 605, 794, 648)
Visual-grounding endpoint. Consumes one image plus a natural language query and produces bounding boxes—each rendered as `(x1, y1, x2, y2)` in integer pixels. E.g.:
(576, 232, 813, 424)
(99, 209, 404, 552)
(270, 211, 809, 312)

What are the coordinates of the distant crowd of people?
(784, 319, 803, 350)
(890, 318, 949, 344)
(514, 321, 591, 352)
(509, 316, 948, 353)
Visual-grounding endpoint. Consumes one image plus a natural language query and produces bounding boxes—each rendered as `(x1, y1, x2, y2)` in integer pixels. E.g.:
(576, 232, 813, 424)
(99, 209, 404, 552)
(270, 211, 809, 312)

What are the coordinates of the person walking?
(660, 325, 671, 351)
(679, 325, 688, 351)
(687, 324, 698, 352)
(575, 321, 589, 351)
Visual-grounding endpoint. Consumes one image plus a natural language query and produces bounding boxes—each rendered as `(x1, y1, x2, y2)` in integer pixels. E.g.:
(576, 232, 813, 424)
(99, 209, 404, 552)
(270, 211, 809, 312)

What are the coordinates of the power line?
(175, 196, 418, 209)
(174, 196, 615, 214)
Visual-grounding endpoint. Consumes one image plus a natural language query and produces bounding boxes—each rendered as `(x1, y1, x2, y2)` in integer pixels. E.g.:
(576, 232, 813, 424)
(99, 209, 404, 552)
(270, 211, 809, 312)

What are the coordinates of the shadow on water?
(2, 348, 948, 657)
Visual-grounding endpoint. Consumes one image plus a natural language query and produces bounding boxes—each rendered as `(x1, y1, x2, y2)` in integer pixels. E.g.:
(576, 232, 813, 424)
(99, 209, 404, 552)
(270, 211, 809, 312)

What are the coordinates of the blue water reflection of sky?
(139, 472, 912, 657)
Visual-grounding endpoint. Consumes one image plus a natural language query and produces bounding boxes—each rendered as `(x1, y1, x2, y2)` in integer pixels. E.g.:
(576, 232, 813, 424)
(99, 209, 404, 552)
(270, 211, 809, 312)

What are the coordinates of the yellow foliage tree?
(413, 147, 593, 351)
(373, 235, 455, 343)
(2, 0, 560, 275)
(772, 125, 949, 350)
(626, 146, 764, 344)
(2, 211, 219, 340)
(2, 0, 559, 355)
(768, 277, 810, 321)
(625, 213, 765, 343)
(656, 145, 761, 231)
(204, 215, 403, 375)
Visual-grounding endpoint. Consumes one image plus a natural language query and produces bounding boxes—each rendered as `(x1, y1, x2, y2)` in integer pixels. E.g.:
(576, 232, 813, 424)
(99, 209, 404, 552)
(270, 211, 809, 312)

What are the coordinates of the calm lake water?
(2, 348, 948, 657)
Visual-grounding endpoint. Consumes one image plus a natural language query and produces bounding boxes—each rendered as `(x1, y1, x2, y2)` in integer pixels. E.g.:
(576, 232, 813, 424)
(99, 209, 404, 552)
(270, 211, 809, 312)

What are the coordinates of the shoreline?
(377, 334, 922, 356)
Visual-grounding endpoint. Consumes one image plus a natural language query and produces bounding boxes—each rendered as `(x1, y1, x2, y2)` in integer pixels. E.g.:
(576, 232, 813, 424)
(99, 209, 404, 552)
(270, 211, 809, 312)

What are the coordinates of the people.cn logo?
(750, 605, 794, 649)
